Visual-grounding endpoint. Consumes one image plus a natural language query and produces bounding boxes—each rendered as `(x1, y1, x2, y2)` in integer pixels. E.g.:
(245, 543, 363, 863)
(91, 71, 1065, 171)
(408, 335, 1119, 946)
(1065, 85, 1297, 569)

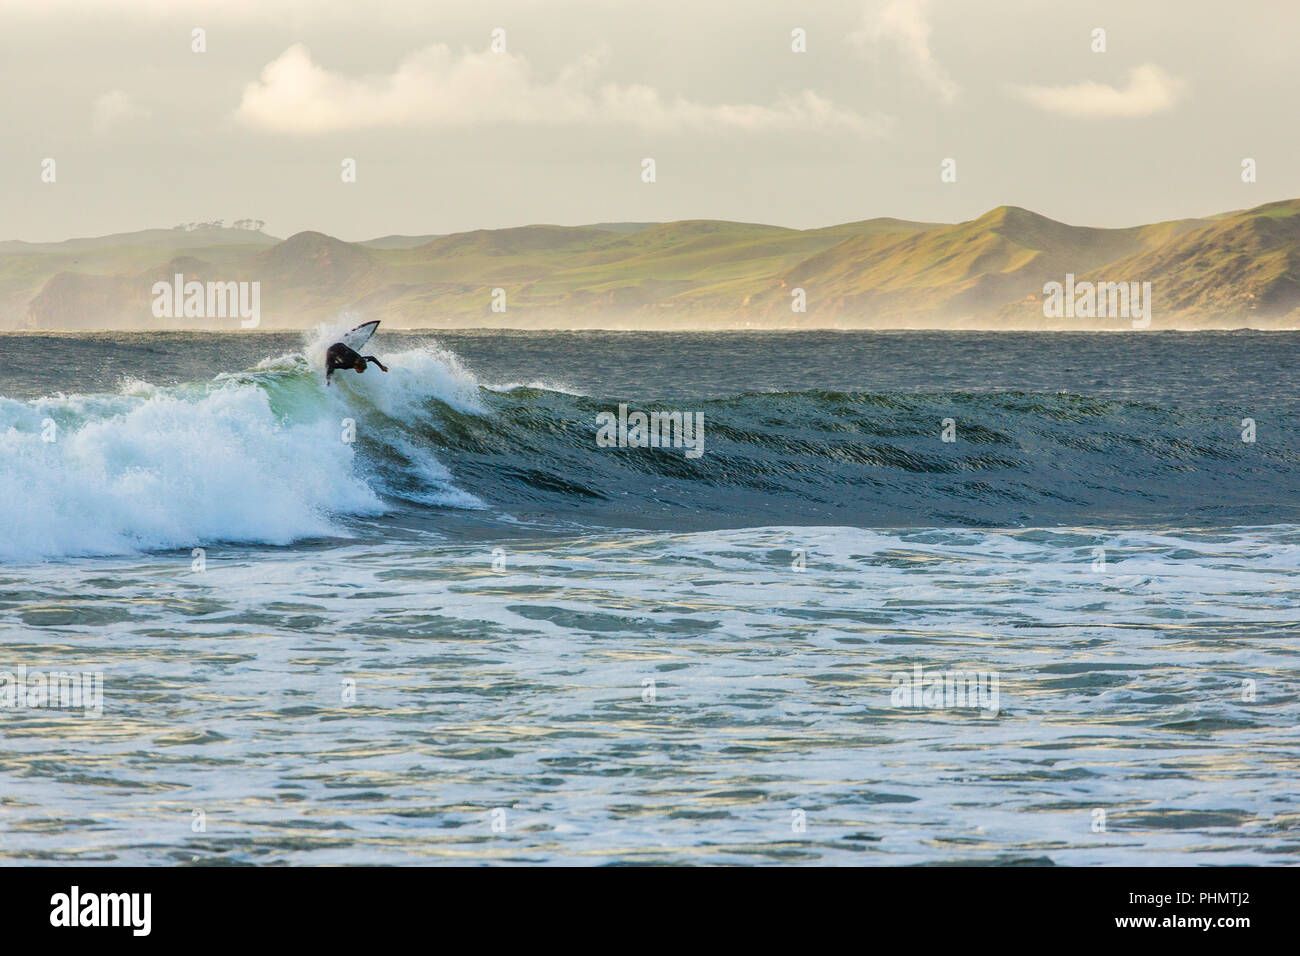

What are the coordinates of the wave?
(426, 385, 1300, 533)
(0, 327, 486, 561)
(3, 331, 1298, 560)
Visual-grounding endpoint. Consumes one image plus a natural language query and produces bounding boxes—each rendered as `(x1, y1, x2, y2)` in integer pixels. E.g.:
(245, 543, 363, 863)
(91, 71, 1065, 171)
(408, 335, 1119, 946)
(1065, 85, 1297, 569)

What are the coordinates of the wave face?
(0, 334, 485, 561)
(431, 385, 1300, 531)
(3, 331, 1299, 560)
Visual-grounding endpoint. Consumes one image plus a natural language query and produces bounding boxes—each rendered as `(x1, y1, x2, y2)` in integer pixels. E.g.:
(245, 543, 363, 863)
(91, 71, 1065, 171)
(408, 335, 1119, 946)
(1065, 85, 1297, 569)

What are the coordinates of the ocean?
(0, 328, 1297, 864)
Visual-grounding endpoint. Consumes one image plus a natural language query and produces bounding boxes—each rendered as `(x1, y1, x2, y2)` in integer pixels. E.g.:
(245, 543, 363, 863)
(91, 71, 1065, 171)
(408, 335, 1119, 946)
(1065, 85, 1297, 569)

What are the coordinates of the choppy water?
(1, 329, 1297, 864)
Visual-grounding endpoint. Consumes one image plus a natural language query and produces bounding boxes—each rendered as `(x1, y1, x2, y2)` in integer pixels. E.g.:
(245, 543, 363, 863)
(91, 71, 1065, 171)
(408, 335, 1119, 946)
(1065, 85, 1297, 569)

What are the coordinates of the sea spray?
(0, 339, 488, 561)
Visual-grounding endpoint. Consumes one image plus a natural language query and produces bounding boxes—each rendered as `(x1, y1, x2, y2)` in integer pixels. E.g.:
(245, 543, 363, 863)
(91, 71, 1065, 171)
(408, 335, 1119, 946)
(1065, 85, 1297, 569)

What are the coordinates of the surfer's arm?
(363, 356, 388, 372)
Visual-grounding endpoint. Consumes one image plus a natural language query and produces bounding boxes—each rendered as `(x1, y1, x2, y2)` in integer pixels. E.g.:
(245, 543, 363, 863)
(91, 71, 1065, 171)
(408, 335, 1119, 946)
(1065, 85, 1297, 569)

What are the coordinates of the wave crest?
(1, 338, 486, 561)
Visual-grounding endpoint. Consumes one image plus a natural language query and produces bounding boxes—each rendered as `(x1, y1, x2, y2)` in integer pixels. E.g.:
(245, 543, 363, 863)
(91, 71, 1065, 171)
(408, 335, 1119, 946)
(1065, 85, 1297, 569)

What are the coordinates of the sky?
(1, 0, 1297, 242)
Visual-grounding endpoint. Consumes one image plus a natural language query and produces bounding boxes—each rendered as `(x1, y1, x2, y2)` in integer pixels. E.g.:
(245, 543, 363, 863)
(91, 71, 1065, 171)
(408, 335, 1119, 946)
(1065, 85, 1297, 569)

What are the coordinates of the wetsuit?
(326, 342, 388, 383)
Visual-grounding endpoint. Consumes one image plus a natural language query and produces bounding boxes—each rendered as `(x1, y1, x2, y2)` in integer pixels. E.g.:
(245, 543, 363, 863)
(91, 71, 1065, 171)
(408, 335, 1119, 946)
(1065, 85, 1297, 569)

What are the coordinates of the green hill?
(1070, 199, 1300, 324)
(6, 203, 1299, 330)
(0, 226, 276, 329)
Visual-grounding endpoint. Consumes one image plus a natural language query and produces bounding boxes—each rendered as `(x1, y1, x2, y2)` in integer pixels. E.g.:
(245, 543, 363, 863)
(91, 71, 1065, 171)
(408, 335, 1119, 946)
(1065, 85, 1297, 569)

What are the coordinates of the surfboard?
(340, 320, 379, 352)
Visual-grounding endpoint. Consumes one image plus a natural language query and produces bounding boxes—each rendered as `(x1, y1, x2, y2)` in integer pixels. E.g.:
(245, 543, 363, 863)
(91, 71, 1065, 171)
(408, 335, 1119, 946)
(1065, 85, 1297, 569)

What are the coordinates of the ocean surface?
(0, 328, 1297, 865)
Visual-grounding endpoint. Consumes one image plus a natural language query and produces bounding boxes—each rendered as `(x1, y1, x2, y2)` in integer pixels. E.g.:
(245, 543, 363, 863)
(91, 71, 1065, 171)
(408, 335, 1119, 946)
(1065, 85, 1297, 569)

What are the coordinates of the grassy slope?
(6, 204, 1300, 329)
(761, 206, 1212, 324)
(0, 228, 277, 328)
(1079, 199, 1300, 321)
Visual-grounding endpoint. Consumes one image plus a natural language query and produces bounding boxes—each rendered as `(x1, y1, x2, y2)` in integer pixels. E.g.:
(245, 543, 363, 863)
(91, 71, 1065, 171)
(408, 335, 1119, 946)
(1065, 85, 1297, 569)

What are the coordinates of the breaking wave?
(3, 326, 1297, 560)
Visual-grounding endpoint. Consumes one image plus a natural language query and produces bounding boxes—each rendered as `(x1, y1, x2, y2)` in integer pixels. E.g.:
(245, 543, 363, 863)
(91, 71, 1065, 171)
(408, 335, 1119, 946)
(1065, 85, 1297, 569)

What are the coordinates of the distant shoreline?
(5, 326, 1298, 336)
(6, 197, 1299, 332)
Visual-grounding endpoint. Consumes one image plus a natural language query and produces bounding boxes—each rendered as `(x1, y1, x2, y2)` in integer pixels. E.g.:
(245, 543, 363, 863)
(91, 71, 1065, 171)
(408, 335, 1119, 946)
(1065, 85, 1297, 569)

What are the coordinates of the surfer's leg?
(363, 356, 388, 372)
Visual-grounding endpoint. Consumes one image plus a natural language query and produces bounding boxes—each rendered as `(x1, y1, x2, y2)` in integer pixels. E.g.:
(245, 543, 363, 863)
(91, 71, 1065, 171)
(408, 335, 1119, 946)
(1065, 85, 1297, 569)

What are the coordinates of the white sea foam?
(7, 522, 1293, 863)
(482, 380, 587, 396)
(0, 384, 381, 561)
(0, 334, 487, 561)
(305, 322, 486, 414)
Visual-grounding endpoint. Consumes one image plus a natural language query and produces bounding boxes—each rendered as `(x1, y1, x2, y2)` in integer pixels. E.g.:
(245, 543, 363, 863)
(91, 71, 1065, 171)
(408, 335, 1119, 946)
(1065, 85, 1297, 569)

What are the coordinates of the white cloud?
(853, 0, 959, 104)
(92, 90, 148, 133)
(1010, 64, 1185, 118)
(234, 43, 890, 137)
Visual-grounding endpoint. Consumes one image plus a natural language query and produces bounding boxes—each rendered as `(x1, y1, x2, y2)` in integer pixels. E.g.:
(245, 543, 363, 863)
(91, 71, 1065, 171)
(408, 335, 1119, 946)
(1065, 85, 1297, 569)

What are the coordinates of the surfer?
(325, 320, 388, 384)
(325, 341, 388, 384)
